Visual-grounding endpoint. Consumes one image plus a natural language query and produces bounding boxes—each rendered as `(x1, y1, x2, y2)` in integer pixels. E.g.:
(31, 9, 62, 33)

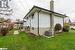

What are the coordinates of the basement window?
(26, 17, 28, 20)
(32, 27, 34, 30)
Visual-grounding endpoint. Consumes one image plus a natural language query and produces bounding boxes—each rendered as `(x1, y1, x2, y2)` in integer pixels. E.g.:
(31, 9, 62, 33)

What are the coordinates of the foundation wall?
(39, 27, 50, 35)
(30, 27, 50, 35)
(30, 28, 38, 35)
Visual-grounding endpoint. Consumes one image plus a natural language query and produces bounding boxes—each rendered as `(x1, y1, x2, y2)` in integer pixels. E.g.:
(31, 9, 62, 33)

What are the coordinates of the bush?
(0, 27, 9, 36)
(63, 23, 70, 32)
(54, 24, 62, 31)
(44, 31, 52, 36)
(71, 28, 75, 30)
(8, 26, 13, 31)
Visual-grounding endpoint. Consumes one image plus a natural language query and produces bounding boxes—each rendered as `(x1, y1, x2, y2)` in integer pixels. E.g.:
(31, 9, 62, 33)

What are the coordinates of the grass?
(0, 30, 75, 50)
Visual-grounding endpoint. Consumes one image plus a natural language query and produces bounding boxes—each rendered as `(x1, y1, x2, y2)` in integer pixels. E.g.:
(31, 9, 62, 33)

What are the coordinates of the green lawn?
(0, 30, 75, 50)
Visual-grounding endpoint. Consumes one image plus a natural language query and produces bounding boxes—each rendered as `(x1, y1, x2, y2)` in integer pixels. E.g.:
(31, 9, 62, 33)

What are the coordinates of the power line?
(12, 0, 30, 18)
(24, 0, 30, 10)
(18, 0, 30, 11)
(12, 1, 27, 13)
(13, 0, 50, 17)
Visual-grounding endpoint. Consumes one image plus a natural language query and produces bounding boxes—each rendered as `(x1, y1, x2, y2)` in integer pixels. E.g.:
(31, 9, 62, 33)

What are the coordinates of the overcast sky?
(11, 0, 75, 22)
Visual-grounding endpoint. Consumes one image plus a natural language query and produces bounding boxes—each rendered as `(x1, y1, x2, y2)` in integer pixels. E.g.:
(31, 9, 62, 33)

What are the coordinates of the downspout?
(37, 10, 41, 36)
(63, 17, 64, 28)
(63, 15, 66, 31)
(30, 19, 31, 32)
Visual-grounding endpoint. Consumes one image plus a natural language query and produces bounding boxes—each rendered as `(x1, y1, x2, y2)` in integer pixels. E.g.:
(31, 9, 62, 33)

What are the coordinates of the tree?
(63, 23, 70, 32)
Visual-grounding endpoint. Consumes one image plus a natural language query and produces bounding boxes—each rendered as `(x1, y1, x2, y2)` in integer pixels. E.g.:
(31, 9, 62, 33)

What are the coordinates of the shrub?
(8, 26, 13, 31)
(0, 27, 9, 36)
(44, 31, 52, 36)
(71, 28, 75, 30)
(54, 24, 62, 31)
(63, 23, 70, 32)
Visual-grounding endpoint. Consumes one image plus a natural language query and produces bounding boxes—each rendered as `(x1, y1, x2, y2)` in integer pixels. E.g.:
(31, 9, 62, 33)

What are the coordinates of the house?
(14, 20, 24, 30)
(70, 22, 75, 29)
(69, 19, 75, 29)
(64, 18, 75, 30)
(23, 0, 68, 36)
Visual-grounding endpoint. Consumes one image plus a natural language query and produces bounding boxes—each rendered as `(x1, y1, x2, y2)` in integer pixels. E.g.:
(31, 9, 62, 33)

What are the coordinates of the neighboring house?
(23, 0, 68, 36)
(14, 20, 23, 30)
(67, 19, 75, 29)
(70, 24, 75, 29)
(69, 22, 75, 29)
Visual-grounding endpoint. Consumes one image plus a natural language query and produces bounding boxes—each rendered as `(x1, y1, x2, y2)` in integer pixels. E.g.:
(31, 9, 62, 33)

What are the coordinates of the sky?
(10, 0, 75, 22)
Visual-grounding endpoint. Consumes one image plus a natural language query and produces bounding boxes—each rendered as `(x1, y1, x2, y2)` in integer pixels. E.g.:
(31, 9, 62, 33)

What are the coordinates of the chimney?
(50, 0, 54, 11)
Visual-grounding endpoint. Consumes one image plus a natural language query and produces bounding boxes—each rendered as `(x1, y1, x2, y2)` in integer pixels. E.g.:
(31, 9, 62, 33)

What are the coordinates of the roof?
(24, 6, 68, 19)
